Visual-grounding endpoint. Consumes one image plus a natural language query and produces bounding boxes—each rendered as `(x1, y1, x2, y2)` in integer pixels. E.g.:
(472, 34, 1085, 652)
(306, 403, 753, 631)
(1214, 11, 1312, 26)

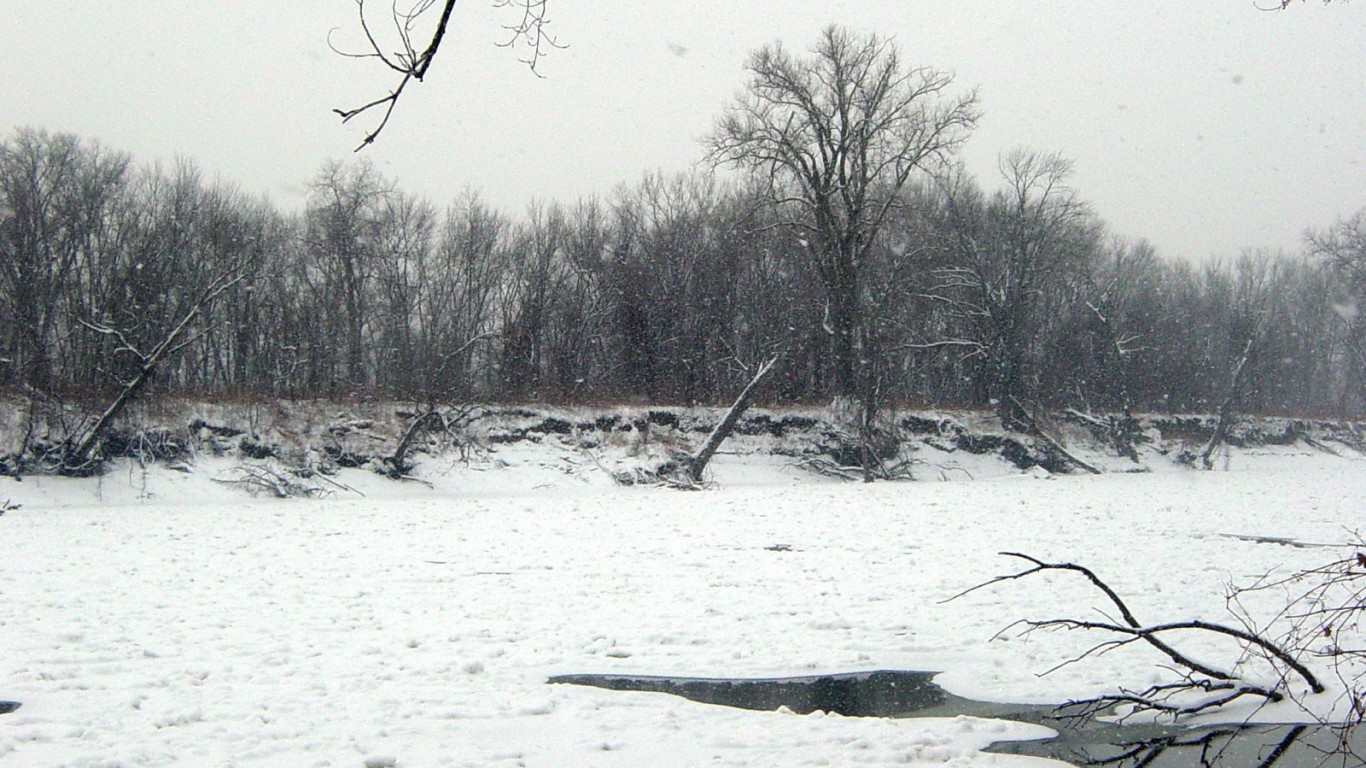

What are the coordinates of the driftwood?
(214, 464, 333, 499)
(1008, 397, 1101, 475)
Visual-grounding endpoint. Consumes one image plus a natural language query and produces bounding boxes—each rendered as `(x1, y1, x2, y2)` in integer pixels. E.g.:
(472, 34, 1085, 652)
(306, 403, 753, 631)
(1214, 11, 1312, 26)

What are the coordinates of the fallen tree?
(381, 331, 497, 480)
(383, 403, 479, 481)
(61, 263, 249, 476)
(949, 552, 1324, 725)
(1007, 396, 1102, 475)
(686, 355, 779, 483)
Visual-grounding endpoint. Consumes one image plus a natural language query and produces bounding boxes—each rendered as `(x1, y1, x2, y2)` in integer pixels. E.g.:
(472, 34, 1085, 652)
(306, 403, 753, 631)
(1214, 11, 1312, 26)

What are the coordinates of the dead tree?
(386, 403, 481, 479)
(949, 552, 1324, 724)
(62, 264, 248, 475)
(686, 355, 779, 482)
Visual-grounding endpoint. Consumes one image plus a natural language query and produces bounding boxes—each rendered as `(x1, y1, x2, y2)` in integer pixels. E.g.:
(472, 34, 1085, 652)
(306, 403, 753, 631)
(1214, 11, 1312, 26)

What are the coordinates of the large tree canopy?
(708, 25, 979, 400)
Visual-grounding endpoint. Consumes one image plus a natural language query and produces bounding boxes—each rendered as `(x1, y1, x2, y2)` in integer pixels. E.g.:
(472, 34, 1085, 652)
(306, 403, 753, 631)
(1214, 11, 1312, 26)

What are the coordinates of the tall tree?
(934, 151, 1101, 430)
(707, 25, 978, 403)
(0, 129, 129, 391)
(304, 160, 393, 393)
(1308, 210, 1366, 412)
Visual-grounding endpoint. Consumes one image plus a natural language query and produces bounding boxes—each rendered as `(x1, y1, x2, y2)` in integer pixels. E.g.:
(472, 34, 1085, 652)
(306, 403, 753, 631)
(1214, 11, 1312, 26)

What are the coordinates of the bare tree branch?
(334, 0, 558, 150)
(947, 552, 1325, 724)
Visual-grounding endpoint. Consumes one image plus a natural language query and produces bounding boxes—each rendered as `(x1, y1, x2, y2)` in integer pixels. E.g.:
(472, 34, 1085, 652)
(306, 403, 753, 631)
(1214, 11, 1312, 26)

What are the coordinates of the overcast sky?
(3, 2, 1363, 261)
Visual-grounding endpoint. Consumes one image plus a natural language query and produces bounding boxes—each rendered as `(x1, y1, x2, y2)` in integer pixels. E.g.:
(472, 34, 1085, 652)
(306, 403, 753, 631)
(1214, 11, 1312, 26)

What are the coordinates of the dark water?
(548, 670, 963, 718)
(0, 701, 19, 715)
(548, 671, 1364, 767)
(992, 721, 1366, 767)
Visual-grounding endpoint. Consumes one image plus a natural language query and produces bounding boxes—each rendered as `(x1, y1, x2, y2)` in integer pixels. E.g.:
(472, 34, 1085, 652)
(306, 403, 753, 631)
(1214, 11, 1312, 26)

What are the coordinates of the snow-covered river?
(1, 448, 1361, 766)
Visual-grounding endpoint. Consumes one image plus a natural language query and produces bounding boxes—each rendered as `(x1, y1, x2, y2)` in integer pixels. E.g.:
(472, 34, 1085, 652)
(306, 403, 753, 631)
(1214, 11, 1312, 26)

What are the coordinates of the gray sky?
(3, 2, 1363, 261)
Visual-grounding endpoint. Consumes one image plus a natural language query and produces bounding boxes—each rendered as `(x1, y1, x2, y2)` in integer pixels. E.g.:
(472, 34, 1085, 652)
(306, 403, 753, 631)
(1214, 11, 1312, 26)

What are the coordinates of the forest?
(2, 123, 1363, 423)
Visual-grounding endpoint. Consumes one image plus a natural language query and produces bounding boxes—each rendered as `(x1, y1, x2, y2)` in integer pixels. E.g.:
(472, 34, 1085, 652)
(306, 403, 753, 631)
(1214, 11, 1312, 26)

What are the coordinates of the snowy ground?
(1, 444, 1363, 767)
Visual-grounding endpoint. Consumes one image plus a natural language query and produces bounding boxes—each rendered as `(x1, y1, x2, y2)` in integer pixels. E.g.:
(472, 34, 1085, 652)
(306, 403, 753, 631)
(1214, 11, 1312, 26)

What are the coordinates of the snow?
(0, 443, 1362, 767)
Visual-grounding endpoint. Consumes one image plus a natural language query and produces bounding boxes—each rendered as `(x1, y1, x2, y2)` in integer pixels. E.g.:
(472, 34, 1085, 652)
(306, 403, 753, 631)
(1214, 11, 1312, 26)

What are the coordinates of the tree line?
(2, 29, 1363, 421)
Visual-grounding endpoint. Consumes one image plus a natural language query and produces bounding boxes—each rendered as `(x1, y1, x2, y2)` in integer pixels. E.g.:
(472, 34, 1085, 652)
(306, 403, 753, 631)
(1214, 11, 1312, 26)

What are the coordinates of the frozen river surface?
(1, 448, 1362, 766)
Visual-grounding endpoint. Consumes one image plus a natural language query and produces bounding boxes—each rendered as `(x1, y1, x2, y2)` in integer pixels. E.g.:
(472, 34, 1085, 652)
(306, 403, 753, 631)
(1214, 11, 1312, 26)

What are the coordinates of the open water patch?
(549, 671, 1363, 767)
(0, 701, 19, 715)
(991, 721, 1365, 767)
(548, 670, 999, 718)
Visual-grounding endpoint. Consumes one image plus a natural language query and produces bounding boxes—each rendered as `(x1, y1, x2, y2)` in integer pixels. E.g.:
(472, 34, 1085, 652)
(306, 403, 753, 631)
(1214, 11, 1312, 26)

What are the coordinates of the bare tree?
(371, 188, 437, 397)
(498, 202, 567, 399)
(334, 0, 558, 149)
(1075, 240, 1155, 412)
(1049, 238, 1161, 459)
(429, 192, 508, 396)
(708, 25, 979, 405)
(1309, 210, 1366, 413)
(933, 150, 1101, 432)
(546, 199, 615, 397)
(1194, 254, 1288, 468)
(303, 160, 394, 393)
(0, 129, 129, 391)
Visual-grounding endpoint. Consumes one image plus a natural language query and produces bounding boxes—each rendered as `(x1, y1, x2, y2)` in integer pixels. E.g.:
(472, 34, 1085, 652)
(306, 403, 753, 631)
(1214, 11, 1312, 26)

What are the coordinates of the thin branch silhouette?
(333, 0, 559, 150)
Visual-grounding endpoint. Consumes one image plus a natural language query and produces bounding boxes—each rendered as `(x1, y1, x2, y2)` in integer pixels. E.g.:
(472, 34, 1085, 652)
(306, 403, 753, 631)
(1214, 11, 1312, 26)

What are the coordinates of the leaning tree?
(707, 25, 978, 416)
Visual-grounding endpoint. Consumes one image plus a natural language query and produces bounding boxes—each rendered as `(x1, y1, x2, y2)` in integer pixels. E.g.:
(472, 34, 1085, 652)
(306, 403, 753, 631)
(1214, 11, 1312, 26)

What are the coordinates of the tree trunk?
(388, 408, 441, 476)
(1201, 335, 1257, 470)
(688, 356, 779, 482)
(825, 254, 862, 400)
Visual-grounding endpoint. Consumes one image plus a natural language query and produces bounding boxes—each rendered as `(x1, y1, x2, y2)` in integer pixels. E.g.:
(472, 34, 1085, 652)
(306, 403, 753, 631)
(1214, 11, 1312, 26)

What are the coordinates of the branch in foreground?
(947, 552, 1324, 722)
(333, 0, 558, 149)
(1233, 544, 1366, 732)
